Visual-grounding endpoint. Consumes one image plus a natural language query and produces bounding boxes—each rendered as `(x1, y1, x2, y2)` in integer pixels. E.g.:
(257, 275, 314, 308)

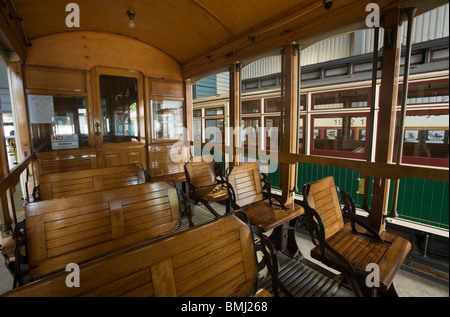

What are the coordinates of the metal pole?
(361, 26, 379, 212)
(389, 7, 417, 218)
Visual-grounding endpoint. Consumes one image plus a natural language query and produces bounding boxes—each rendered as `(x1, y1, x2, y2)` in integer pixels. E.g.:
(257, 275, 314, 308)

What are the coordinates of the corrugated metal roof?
(241, 3, 449, 79)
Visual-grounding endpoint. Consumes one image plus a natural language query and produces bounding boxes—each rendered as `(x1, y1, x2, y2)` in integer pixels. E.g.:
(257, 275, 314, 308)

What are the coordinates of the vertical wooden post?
(9, 61, 31, 160)
(280, 44, 299, 204)
(370, 8, 402, 233)
(184, 80, 193, 156)
(229, 63, 241, 166)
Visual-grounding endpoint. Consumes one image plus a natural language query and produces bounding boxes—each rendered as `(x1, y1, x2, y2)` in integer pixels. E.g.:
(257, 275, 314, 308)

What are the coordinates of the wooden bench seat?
(25, 181, 180, 279)
(226, 162, 304, 258)
(38, 164, 148, 200)
(3, 215, 262, 297)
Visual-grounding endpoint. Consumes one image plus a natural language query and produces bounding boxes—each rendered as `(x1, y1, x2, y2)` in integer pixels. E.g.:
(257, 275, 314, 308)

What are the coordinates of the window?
(99, 75, 139, 143)
(394, 110, 449, 167)
(151, 100, 184, 141)
(398, 80, 449, 105)
(265, 116, 280, 150)
(312, 88, 370, 110)
(205, 119, 224, 143)
(205, 107, 224, 116)
(193, 118, 202, 142)
(242, 100, 260, 114)
(28, 95, 89, 151)
(311, 114, 368, 159)
(299, 115, 305, 154)
(241, 118, 260, 148)
(264, 97, 281, 113)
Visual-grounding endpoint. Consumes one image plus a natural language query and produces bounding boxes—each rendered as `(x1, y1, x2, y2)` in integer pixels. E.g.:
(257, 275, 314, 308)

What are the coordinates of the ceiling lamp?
(127, 10, 136, 29)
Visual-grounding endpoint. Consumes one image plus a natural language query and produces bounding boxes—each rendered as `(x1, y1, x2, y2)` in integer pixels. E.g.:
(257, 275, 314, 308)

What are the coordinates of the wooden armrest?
(254, 289, 272, 297)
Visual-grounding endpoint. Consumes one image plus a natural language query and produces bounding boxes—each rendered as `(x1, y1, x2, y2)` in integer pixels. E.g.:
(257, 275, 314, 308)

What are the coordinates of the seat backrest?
(185, 155, 216, 188)
(25, 181, 180, 279)
(227, 162, 264, 207)
(39, 164, 146, 200)
(4, 215, 257, 297)
(148, 142, 189, 181)
(306, 176, 344, 240)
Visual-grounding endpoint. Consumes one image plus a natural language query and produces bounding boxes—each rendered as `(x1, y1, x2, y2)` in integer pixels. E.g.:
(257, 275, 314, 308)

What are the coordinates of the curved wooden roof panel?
(3, 0, 445, 79)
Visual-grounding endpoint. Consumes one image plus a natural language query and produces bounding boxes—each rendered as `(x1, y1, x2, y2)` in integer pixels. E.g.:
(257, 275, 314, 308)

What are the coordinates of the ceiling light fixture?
(127, 10, 136, 29)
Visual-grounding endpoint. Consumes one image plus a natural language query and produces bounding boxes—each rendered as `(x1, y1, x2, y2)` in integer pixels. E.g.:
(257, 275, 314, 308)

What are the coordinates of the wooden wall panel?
(24, 66, 86, 92)
(148, 79, 184, 99)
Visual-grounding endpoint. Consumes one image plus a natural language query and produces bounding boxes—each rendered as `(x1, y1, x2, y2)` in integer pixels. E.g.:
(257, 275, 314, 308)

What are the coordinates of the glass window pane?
(205, 107, 224, 116)
(300, 94, 306, 111)
(395, 112, 449, 165)
(312, 115, 367, 156)
(205, 119, 224, 143)
(264, 97, 281, 112)
(299, 115, 305, 154)
(151, 100, 184, 141)
(312, 89, 369, 110)
(242, 100, 260, 114)
(241, 118, 259, 148)
(399, 81, 449, 105)
(193, 118, 202, 142)
(99, 75, 139, 143)
(265, 116, 280, 150)
(28, 95, 89, 151)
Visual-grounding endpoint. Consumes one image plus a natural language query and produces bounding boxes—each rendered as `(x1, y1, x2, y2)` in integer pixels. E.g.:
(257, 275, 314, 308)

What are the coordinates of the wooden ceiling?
(1, 0, 445, 80)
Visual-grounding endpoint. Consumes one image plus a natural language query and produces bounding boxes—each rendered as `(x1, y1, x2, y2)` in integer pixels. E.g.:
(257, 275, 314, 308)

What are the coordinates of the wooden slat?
(308, 176, 344, 239)
(39, 164, 147, 200)
(151, 259, 177, 297)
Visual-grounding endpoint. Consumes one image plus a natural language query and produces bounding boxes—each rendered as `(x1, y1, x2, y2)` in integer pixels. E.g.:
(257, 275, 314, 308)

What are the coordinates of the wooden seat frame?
(226, 162, 304, 259)
(185, 155, 230, 218)
(302, 176, 411, 297)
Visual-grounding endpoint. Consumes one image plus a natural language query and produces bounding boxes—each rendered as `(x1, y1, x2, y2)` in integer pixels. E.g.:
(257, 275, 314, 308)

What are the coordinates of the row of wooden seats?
(8, 164, 189, 283)
(6, 160, 410, 297)
(3, 215, 270, 297)
(185, 156, 411, 297)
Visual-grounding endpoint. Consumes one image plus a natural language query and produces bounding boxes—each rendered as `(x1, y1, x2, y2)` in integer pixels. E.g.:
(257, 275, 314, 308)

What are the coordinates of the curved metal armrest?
(260, 173, 286, 210)
(337, 187, 383, 243)
(248, 221, 293, 297)
(302, 205, 363, 295)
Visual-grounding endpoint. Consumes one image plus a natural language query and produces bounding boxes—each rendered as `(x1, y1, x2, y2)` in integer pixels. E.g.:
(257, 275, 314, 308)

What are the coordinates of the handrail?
(0, 152, 35, 237)
(189, 141, 449, 183)
(0, 153, 35, 194)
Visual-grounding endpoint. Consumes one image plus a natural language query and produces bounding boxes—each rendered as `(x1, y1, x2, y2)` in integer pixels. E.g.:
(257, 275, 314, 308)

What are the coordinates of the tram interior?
(0, 0, 448, 299)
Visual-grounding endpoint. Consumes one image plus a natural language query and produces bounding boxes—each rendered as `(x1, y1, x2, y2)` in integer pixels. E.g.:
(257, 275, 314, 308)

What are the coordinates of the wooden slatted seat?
(226, 162, 304, 258)
(3, 215, 266, 297)
(302, 176, 412, 297)
(38, 164, 148, 200)
(24, 181, 181, 279)
(185, 155, 230, 217)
